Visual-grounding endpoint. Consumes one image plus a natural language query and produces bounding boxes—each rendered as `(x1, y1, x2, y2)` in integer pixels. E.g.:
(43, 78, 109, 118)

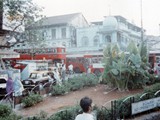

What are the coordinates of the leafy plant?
(0, 104, 12, 117)
(51, 84, 70, 96)
(102, 40, 150, 91)
(22, 93, 43, 107)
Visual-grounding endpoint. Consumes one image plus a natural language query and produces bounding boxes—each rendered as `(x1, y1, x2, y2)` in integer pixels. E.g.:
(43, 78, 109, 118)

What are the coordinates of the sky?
(33, 0, 160, 36)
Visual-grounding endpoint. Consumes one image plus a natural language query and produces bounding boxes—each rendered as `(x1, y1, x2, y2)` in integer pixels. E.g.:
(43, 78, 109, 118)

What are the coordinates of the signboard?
(2, 0, 25, 32)
(132, 97, 160, 115)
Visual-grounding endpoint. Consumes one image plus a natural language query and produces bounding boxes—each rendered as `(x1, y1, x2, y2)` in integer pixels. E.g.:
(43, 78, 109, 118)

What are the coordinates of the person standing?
(6, 71, 14, 100)
(68, 64, 73, 74)
(13, 77, 24, 96)
(61, 64, 66, 82)
(53, 68, 61, 85)
(75, 96, 96, 120)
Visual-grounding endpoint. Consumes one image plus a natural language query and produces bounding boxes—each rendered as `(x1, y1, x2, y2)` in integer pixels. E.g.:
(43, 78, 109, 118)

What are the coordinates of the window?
(17, 44, 20, 47)
(61, 28, 66, 38)
(93, 36, 99, 46)
(104, 35, 111, 43)
(81, 36, 89, 47)
(52, 29, 56, 39)
(53, 49, 57, 53)
(62, 42, 66, 47)
(42, 30, 47, 40)
(62, 48, 65, 53)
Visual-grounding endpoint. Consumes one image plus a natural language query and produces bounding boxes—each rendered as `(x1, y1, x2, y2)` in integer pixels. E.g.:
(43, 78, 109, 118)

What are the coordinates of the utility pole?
(140, 0, 143, 42)
(159, 24, 160, 36)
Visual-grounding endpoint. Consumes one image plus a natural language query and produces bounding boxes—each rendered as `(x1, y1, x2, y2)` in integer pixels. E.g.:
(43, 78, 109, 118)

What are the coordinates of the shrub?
(51, 74, 99, 95)
(0, 112, 22, 120)
(51, 84, 70, 96)
(48, 105, 80, 120)
(23, 111, 48, 120)
(0, 104, 12, 117)
(68, 78, 84, 91)
(0, 104, 22, 120)
(22, 93, 43, 107)
(143, 83, 160, 93)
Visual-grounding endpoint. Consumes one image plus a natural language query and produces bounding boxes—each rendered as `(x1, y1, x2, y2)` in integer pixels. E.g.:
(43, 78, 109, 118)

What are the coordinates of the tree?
(0, 0, 44, 48)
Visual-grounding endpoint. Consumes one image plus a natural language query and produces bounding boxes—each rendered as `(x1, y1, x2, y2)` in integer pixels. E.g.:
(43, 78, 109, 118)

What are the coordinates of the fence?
(98, 90, 160, 120)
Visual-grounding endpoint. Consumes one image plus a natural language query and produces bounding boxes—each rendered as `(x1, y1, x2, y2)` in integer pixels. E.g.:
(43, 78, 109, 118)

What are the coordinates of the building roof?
(35, 13, 82, 27)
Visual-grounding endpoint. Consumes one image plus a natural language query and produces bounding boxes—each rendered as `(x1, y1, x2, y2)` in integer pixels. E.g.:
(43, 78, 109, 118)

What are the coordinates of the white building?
(14, 13, 89, 49)
(13, 13, 142, 54)
(145, 35, 160, 51)
(68, 16, 142, 53)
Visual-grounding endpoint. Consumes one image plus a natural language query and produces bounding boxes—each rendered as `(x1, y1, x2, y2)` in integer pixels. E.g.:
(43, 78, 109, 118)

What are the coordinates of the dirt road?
(15, 84, 143, 117)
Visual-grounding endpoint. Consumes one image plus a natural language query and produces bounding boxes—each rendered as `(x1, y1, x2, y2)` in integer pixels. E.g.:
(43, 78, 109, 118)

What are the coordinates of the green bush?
(48, 106, 80, 120)
(68, 78, 84, 91)
(22, 93, 43, 107)
(51, 74, 99, 96)
(23, 111, 48, 120)
(0, 104, 12, 117)
(0, 104, 22, 120)
(97, 107, 112, 120)
(143, 83, 160, 93)
(51, 84, 70, 96)
(83, 74, 99, 86)
(0, 112, 22, 120)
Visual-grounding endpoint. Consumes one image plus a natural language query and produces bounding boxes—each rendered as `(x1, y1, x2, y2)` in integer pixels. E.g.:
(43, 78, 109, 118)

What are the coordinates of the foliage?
(143, 83, 160, 93)
(97, 107, 112, 120)
(0, 112, 22, 120)
(102, 40, 150, 91)
(51, 84, 70, 96)
(51, 73, 99, 96)
(0, 104, 12, 117)
(0, 104, 22, 120)
(22, 93, 43, 107)
(23, 111, 48, 120)
(48, 106, 80, 120)
(0, 0, 44, 48)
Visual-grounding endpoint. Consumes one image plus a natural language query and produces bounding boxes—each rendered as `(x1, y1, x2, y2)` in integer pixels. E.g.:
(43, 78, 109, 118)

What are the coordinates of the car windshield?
(29, 73, 37, 79)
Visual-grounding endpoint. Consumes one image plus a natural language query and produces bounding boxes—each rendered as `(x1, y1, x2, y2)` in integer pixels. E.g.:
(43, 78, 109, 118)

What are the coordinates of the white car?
(0, 77, 7, 98)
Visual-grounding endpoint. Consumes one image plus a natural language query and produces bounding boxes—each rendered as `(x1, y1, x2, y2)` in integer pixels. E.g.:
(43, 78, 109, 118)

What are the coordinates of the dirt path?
(15, 84, 143, 117)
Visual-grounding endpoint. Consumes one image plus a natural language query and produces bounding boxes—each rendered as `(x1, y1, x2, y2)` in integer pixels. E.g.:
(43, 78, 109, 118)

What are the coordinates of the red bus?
(9, 46, 66, 68)
(149, 51, 160, 75)
(66, 52, 104, 75)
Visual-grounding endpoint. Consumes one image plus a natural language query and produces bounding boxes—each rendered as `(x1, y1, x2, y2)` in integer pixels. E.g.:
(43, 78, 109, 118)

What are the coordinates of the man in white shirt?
(68, 64, 73, 74)
(75, 97, 95, 120)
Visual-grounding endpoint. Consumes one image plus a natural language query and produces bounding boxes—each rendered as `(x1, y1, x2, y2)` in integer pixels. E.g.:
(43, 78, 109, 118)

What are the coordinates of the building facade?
(67, 16, 142, 53)
(14, 13, 89, 49)
(13, 13, 142, 54)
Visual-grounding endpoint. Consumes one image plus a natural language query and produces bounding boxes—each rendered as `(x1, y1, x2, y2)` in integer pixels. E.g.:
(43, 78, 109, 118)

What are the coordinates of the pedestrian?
(68, 64, 73, 74)
(53, 68, 61, 85)
(13, 77, 24, 96)
(75, 96, 96, 120)
(6, 71, 14, 99)
(61, 64, 66, 82)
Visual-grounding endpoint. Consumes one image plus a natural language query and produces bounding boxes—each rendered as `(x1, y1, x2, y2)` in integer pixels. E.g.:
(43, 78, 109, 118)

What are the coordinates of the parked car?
(0, 77, 7, 99)
(21, 71, 56, 90)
